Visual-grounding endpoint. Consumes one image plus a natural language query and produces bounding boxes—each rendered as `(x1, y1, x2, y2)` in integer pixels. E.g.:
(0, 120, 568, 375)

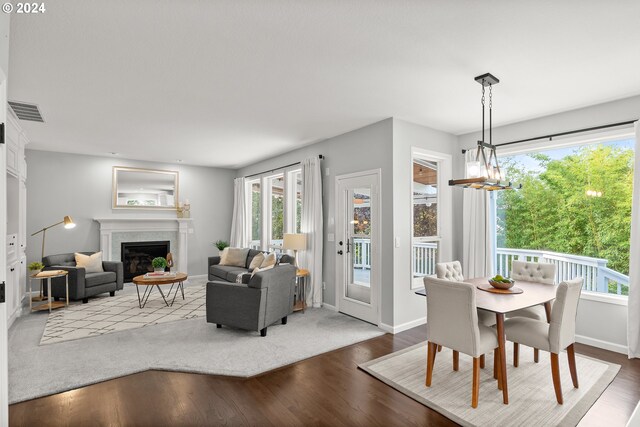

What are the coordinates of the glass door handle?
(346, 239, 351, 253)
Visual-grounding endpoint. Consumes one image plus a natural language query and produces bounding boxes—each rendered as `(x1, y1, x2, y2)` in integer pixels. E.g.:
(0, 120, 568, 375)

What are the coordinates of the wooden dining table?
(415, 277, 557, 404)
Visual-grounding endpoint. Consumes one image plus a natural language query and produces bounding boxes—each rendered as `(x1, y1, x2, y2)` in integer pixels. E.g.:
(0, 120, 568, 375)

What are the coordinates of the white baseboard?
(321, 303, 338, 312)
(575, 334, 628, 355)
(379, 317, 426, 334)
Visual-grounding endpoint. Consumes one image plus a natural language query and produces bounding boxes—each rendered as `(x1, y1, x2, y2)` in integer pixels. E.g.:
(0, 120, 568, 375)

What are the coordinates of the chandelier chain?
(481, 84, 485, 107)
(489, 84, 492, 109)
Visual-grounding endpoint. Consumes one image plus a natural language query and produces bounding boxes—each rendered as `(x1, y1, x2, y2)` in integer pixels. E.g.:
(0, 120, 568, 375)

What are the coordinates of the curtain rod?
(245, 154, 324, 179)
(461, 120, 637, 153)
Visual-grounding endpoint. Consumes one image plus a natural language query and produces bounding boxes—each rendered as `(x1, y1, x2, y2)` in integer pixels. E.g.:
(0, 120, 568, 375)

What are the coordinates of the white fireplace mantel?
(94, 218, 192, 274)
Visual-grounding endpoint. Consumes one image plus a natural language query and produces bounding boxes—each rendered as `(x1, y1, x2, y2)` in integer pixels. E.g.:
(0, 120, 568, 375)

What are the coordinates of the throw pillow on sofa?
(248, 252, 265, 271)
(220, 247, 249, 267)
(251, 263, 275, 277)
(75, 252, 104, 273)
(261, 253, 277, 269)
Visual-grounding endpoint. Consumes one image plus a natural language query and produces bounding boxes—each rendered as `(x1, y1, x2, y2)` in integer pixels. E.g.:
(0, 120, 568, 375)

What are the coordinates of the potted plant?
(152, 257, 167, 272)
(214, 240, 230, 255)
(28, 261, 44, 274)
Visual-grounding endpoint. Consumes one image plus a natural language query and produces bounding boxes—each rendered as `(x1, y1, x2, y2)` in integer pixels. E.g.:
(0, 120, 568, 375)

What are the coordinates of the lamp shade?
(283, 233, 306, 250)
(63, 215, 76, 229)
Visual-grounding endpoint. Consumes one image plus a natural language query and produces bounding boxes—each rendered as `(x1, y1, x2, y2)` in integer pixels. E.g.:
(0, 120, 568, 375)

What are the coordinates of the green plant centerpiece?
(152, 257, 168, 272)
(28, 261, 44, 272)
(214, 240, 230, 254)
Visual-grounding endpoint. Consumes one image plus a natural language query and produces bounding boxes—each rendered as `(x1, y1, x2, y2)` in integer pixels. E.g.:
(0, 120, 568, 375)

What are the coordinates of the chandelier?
(449, 73, 521, 191)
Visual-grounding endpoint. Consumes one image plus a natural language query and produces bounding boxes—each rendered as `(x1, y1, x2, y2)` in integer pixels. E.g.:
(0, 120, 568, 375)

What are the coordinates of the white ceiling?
(8, 1, 640, 168)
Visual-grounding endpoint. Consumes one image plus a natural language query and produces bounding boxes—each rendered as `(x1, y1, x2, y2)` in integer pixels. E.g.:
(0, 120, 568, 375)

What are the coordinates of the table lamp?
(283, 233, 306, 268)
(31, 215, 76, 261)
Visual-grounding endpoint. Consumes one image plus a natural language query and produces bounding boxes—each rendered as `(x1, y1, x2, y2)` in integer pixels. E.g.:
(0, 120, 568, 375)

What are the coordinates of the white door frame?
(334, 169, 382, 326)
(0, 65, 9, 427)
(410, 147, 453, 289)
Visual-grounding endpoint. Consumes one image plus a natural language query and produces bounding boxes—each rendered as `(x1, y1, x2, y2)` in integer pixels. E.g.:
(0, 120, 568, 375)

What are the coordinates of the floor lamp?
(30, 215, 76, 300)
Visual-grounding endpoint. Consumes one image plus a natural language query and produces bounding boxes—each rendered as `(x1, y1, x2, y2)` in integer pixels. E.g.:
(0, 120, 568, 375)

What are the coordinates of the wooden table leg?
(496, 313, 509, 404)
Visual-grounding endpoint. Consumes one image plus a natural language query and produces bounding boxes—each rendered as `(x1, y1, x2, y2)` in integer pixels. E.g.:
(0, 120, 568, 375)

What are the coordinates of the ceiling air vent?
(8, 101, 45, 122)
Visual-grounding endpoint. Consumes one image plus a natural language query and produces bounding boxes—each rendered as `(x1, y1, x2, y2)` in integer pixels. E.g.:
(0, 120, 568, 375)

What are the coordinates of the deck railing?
(496, 248, 629, 295)
(251, 239, 628, 295)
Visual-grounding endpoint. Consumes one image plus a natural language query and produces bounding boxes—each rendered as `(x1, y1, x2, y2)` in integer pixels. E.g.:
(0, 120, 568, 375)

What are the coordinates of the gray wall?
(455, 94, 640, 351)
(392, 119, 458, 328)
(237, 118, 395, 324)
(26, 150, 235, 276)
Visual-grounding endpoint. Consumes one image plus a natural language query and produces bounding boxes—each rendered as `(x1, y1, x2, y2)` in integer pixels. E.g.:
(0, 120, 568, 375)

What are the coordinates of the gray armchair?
(42, 252, 124, 303)
(206, 264, 296, 336)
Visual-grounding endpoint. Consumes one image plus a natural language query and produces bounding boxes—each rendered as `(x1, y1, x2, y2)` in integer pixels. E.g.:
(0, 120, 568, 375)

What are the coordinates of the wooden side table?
(294, 269, 310, 313)
(29, 270, 69, 313)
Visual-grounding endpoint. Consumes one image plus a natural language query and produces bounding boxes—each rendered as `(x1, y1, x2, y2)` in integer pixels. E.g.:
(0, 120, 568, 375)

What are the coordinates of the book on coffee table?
(143, 272, 177, 279)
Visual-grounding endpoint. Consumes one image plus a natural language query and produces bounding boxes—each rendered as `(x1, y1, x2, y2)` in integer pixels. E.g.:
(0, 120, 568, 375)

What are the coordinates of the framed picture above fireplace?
(112, 166, 179, 210)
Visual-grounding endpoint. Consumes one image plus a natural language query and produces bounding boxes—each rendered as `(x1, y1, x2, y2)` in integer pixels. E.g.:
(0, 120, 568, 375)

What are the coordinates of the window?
(246, 168, 303, 251)
(412, 157, 440, 285)
(494, 136, 634, 296)
(249, 180, 261, 249)
(269, 174, 285, 250)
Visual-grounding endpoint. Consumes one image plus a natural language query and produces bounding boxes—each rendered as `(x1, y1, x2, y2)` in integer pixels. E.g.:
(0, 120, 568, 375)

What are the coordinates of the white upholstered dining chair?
(504, 277, 583, 404)
(507, 260, 557, 363)
(435, 260, 464, 281)
(424, 277, 500, 408)
(435, 261, 496, 328)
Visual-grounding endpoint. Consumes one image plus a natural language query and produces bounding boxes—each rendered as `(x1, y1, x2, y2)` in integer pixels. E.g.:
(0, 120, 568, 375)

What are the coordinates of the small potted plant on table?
(152, 257, 168, 272)
(28, 261, 44, 275)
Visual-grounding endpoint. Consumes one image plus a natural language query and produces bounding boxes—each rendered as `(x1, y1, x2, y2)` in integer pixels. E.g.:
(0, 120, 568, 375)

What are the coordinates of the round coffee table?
(132, 272, 188, 308)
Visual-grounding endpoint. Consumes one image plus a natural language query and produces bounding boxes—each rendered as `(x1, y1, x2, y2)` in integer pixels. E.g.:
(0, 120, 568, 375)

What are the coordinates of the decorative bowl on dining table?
(489, 275, 515, 290)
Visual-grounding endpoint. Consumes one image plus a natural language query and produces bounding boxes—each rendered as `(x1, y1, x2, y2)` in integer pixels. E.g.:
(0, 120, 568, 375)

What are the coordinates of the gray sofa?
(42, 252, 124, 303)
(206, 263, 297, 336)
(207, 249, 294, 283)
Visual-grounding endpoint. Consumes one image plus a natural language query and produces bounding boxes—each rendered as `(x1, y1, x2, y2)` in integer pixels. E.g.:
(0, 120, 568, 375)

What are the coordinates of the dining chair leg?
(426, 341, 435, 387)
(567, 344, 579, 388)
(479, 354, 485, 369)
(437, 345, 442, 352)
(513, 343, 519, 367)
(534, 348, 539, 363)
(550, 352, 564, 404)
(472, 357, 480, 408)
(453, 351, 459, 371)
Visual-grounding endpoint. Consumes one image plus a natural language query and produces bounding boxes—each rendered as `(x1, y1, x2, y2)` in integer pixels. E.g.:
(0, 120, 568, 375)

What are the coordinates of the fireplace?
(121, 240, 170, 282)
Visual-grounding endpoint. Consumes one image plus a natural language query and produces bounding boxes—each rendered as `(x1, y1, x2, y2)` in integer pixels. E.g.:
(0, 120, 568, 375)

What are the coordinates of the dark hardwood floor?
(9, 325, 640, 426)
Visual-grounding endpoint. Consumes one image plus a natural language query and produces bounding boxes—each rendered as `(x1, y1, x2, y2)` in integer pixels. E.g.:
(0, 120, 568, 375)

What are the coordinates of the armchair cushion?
(75, 251, 104, 273)
(85, 272, 117, 288)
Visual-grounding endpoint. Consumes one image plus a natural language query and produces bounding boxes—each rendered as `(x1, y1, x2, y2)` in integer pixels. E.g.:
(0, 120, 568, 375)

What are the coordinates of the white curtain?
(628, 121, 640, 359)
(301, 157, 323, 307)
(462, 150, 495, 278)
(229, 177, 247, 248)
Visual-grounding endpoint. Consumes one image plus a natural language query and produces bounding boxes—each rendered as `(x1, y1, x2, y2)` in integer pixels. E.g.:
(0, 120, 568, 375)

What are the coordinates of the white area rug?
(40, 284, 205, 345)
(9, 278, 385, 404)
(359, 342, 620, 427)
